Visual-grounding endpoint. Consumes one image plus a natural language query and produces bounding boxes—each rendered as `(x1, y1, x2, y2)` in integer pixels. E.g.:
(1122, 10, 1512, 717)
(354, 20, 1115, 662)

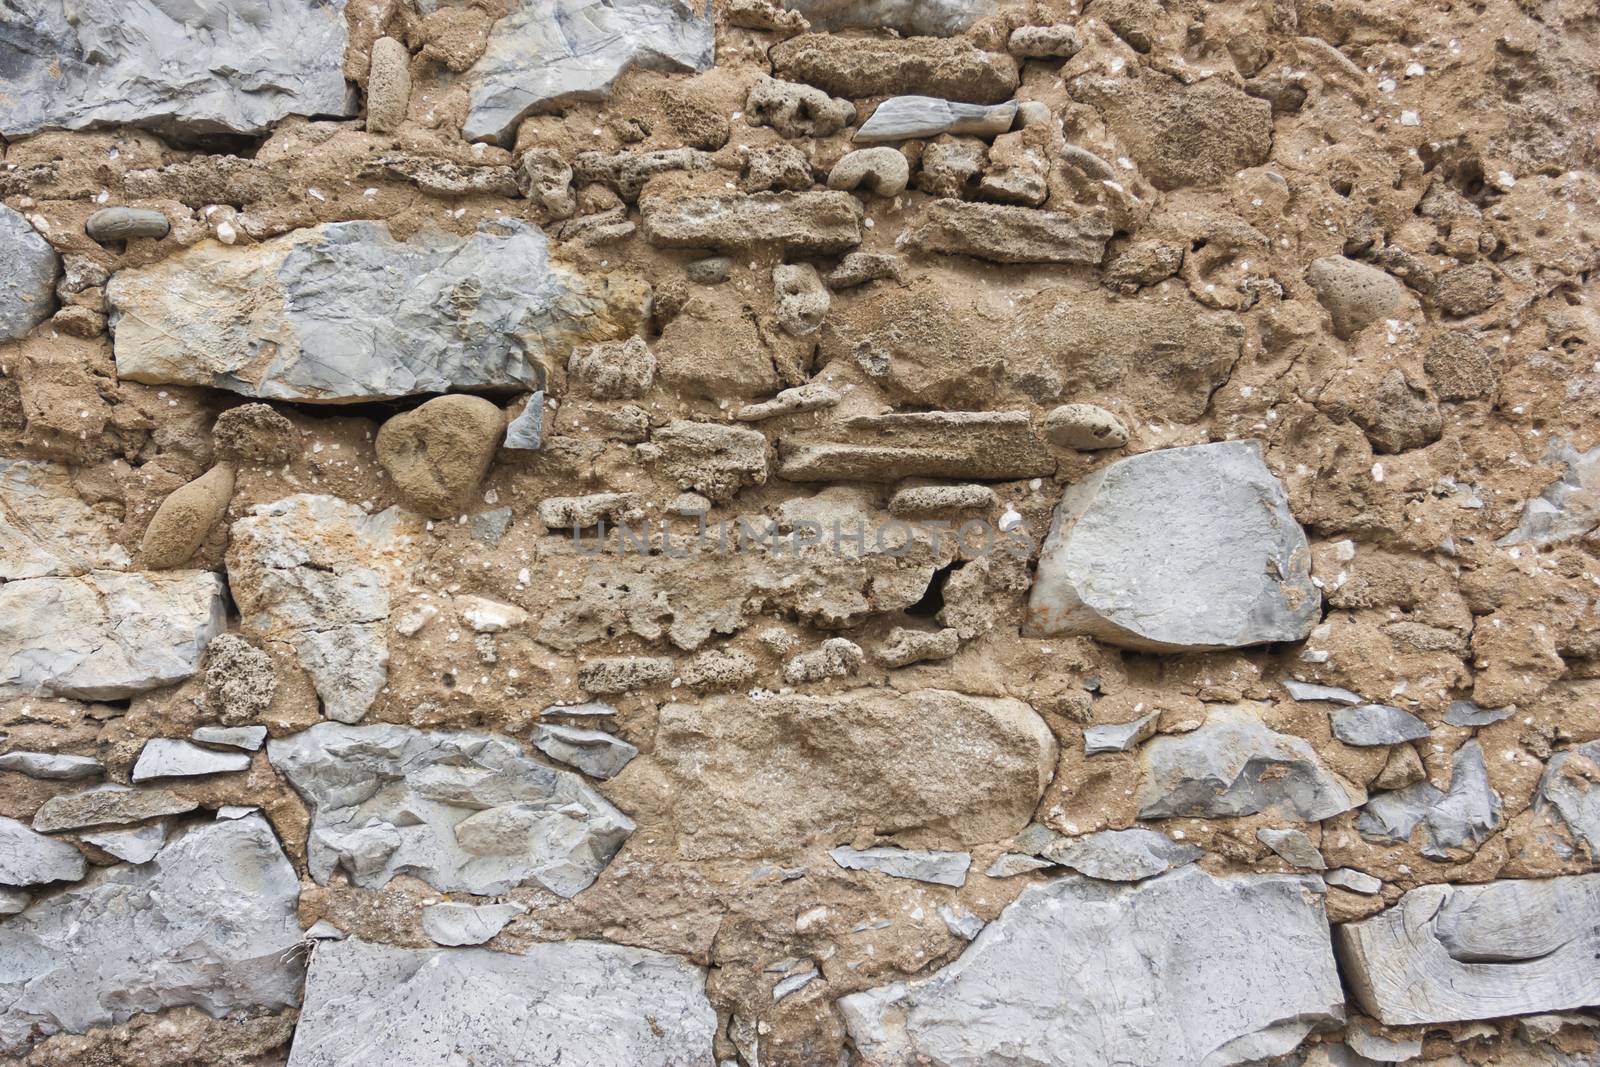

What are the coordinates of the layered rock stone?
(461, 0, 716, 144)
(840, 866, 1344, 1066)
(778, 411, 1053, 482)
(1026, 441, 1319, 651)
(0, 816, 304, 1055)
(907, 200, 1113, 264)
(0, 0, 353, 137)
(0, 817, 86, 887)
(771, 34, 1018, 102)
(268, 722, 634, 897)
(783, 0, 996, 35)
(653, 688, 1056, 858)
(0, 571, 226, 700)
(0, 205, 59, 341)
(108, 219, 643, 403)
(286, 937, 716, 1065)
(641, 190, 862, 253)
(855, 97, 1016, 142)
(1037, 827, 1203, 882)
(0, 459, 130, 579)
(30, 785, 199, 833)
(1337, 874, 1600, 1025)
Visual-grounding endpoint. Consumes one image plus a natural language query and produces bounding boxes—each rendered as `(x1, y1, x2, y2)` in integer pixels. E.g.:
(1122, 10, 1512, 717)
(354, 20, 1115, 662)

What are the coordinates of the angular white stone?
(1337, 874, 1600, 1025)
(829, 846, 971, 887)
(268, 722, 634, 897)
(1282, 680, 1364, 705)
(0, 208, 59, 341)
(0, 571, 226, 700)
(286, 937, 716, 1065)
(1256, 827, 1326, 870)
(0, 816, 86, 887)
(1324, 868, 1382, 894)
(532, 723, 639, 780)
(0, 0, 353, 137)
(855, 96, 1016, 142)
(131, 739, 251, 782)
(421, 901, 527, 946)
(462, 0, 716, 144)
(80, 822, 168, 864)
(0, 751, 103, 780)
(0, 815, 303, 1055)
(1026, 441, 1319, 651)
(840, 866, 1344, 1066)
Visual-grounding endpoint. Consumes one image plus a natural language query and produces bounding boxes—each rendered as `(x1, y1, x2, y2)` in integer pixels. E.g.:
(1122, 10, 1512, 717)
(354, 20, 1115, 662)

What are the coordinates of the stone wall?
(2, 0, 1600, 1063)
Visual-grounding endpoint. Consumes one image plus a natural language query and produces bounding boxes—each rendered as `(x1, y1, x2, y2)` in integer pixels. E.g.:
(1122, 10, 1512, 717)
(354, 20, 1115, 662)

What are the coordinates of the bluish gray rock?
(0, 751, 102, 780)
(829, 846, 971, 887)
(462, 0, 716, 144)
(268, 721, 634, 898)
(1498, 442, 1600, 546)
(1026, 441, 1319, 651)
(1330, 704, 1430, 746)
(1256, 827, 1326, 870)
(0, 815, 303, 1055)
(1536, 740, 1600, 859)
(855, 96, 1016, 142)
(1444, 699, 1515, 726)
(79, 822, 168, 864)
(0, 205, 59, 341)
(286, 936, 717, 1065)
(531, 723, 639, 780)
(1282, 680, 1364, 705)
(191, 725, 269, 751)
(504, 392, 544, 450)
(130, 739, 251, 782)
(0, 816, 86, 887)
(1355, 741, 1500, 858)
(1324, 868, 1382, 894)
(1337, 874, 1600, 1025)
(421, 901, 527, 946)
(1138, 704, 1364, 822)
(1083, 712, 1159, 755)
(840, 866, 1344, 1066)
(1039, 828, 1202, 882)
(0, 0, 353, 138)
(108, 219, 643, 403)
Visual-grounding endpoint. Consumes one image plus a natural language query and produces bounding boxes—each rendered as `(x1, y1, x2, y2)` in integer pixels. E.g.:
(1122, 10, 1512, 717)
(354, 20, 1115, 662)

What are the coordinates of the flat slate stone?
(0, 0, 353, 138)
(1337, 874, 1600, 1025)
(0, 571, 226, 700)
(191, 725, 269, 751)
(420, 901, 527, 947)
(79, 822, 168, 864)
(268, 721, 634, 898)
(30, 785, 199, 833)
(130, 739, 251, 782)
(1026, 441, 1319, 652)
(1282, 680, 1364, 705)
(1083, 712, 1158, 755)
(286, 936, 717, 1065)
(532, 723, 639, 780)
(829, 846, 971, 887)
(0, 816, 86, 887)
(1355, 740, 1500, 858)
(1445, 699, 1516, 727)
(108, 219, 642, 403)
(0, 815, 303, 1055)
(1138, 703, 1364, 822)
(840, 866, 1344, 1066)
(1038, 828, 1202, 882)
(1536, 740, 1600, 859)
(1256, 827, 1326, 870)
(462, 0, 715, 144)
(0, 205, 59, 341)
(0, 751, 102, 780)
(855, 96, 1016, 142)
(1330, 704, 1430, 746)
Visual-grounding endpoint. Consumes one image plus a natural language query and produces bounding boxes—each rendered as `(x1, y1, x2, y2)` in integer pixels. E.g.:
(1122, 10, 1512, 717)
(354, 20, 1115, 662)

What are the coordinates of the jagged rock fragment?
(875, 627, 960, 667)
(0, 817, 86, 887)
(745, 76, 855, 138)
(841, 866, 1343, 1066)
(854, 97, 1016, 142)
(735, 383, 841, 421)
(1257, 827, 1327, 869)
(908, 199, 1112, 264)
(1331, 704, 1430, 746)
(773, 263, 830, 336)
(1498, 442, 1600, 546)
(0, 752, 102, 780)
(1355, 741, 1499, 858)
(1027, 441, 1318, 650)
(420, 901, 527, 947)
(784, 637, 865, 683)
(130, 739, 251, 782)
(268, 722, 634, 897)
(79, 822, 167, 864)
(650, 420, 769, 500)
(140, 463, 235, 569)
(1535, 740, 1600, 859)
(1137, 704, 1364, 821)
(1283, 680, 1364, 705)
(1039, 828, 1202, 882)
(30, 785, 198, 833)
(641, 191, 862, 253)
(1083, 712, 1158, 755)
(532, 724, 638, 780)
(0, 206, 59, 341)
(1445, 700, 1515, 726)
(212, 404, 297, 466)
(0, 459, 129, 578)
(829, 846, 971, 887)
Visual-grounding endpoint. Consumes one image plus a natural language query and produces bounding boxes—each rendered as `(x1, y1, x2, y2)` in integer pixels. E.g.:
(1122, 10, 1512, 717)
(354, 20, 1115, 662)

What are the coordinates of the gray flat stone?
(1355, 740, 1499, 858)
(1444, 699, 1516, 726)
(1083, 712, 1158, 755)
(1324, 868, 1382, 894)
(1345, 1022, 1423, 1063)
(0, 571, 226, 700)
(1038, 828, 1202, 882)
(268, 721, 634, 897)
(0, 816, 303, 1055)
(1256, 827, 1326, 869)
(0, 887, 27, 915)
(420, 901, 527, 947)
(504, 391, 544, 450)
(1337, 874, 1600, 1025)
(829, 846, 971, 887)
(855, 96, 1015, 142)
(1138, 704, 1364, 822)
(30, 785, 198, 833)
(286, 936, 716, 1065)
(1498, 442, 1600, 546)
(191, 725, 269, 751)
(0, 0, 352, 138)
(130, 739, 251, 782)
(462, 0, 715, 144)
(0, 751, 102, 780)
(985, 852, 1053, 877)
(79, 822, 168, 864)
(0, 205, 59, 340)
(1283, 680, 1365, 705)
(0, 816, 86, 887)
(1355, 782, 1444, 844)
(541, 701, 618, 718)
(1536, 740, 1600, 859)
(1027, 441, 1319, 651)
(109, 219, 641, 403)
(840, 866, 1344, 1066)
(85, 207, 170, 242)
(1330, 704, 1430, 746)
(531, 723, 639, 780)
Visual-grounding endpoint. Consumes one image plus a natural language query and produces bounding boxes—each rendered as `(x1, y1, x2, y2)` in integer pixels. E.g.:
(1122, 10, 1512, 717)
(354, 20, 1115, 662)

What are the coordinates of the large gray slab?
(0, 205, 59, 340)
(109, 219, 640, 403)
(840, 865, 1344, 1066)
(1026, 441, 1319, 651)
(0, 459, 130, 581)
(286, 936, 716, 1065)
(462, 0, 715, 144)
(0, 815, 303, 1055)
(0, 0, 353, 138)
(268, 721, 634, 898)
(1337, 874, 1600, 1025)
(0, 816, 86, 887)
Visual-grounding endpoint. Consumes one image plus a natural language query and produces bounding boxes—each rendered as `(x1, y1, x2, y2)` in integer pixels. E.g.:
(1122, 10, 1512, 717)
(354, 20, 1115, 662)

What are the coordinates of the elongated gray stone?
(0, 0, 352, 138)
(287, 936, 716, 1065)
(85, 207, 170, 242)
(1027, 441, 1319, 651)
(0, 205, 58, 340)
(855, 96, 1016, 142)
(1536, 740, 1600, 859)
(192, 725, 269, 751)
(1283, 680, 1364, 705)
(1337, 874, 1600, 1025)
(1083, 712, 1158, 755)
(1039, 828, 1202, 882)
(31, 785, 198, 833)
(0, 751, 102, 780)
(80, 822, 167, 864)
(0, 816, 86, 887)
(840, 866, 1344, 1066)
(532, 723, 638, 780)
(985, 852, 1053, 877)
(783, 0, 995, 35)
(1445, 699, 1515, 726)
(462, 0, 715, 144)
(0, 815, 303, 1055)
(268, 721, 634, 898)
(109, 219, 641, 403)
(829, 846, 971, 887)
(0, 571, 226, 700)
(130, 739, 251, 782)
(421, 901, 527, 946)
(1330, 704, 1430, 746)
(1257, 827, 1326, 870)
(1325, 868, 1382, 894)
(1138, 704, 1364, 821)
